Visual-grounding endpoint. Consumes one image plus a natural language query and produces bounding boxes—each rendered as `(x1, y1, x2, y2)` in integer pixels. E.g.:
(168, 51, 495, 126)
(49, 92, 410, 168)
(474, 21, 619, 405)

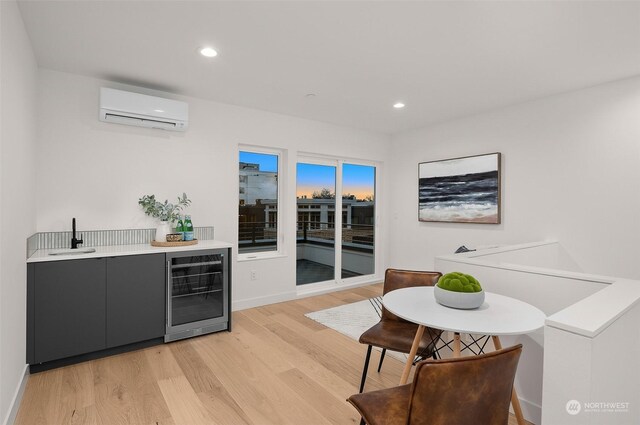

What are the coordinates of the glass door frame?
(296, 154, 380, 290)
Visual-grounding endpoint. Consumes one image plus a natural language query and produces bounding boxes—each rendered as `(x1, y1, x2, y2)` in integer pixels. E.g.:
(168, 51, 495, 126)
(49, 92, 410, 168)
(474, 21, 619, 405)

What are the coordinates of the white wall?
(542, 281, 640, 425)
(0, 0, 4, 415)
(36, 69, 390, 310)
(387, 76, 640, 279)
(0, 1, 38, 424)
(469, 242, 585, 273)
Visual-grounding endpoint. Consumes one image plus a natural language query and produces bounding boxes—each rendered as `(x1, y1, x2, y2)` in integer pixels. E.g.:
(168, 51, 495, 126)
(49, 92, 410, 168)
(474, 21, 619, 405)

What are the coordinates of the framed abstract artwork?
(418, 153, 501, 224)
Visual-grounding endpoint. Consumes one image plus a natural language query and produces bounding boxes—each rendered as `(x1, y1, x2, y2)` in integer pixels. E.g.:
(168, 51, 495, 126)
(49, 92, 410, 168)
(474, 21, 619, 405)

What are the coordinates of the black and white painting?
(418, 153, 501, 224)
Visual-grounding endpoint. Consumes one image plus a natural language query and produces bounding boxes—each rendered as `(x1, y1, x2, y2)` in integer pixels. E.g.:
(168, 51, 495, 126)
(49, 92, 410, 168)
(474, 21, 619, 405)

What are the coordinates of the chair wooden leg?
(359, 345, 373, 393)
(400, 325, 425, 385)
(492, 336, 526, 425)
(377, 348, 387, 372)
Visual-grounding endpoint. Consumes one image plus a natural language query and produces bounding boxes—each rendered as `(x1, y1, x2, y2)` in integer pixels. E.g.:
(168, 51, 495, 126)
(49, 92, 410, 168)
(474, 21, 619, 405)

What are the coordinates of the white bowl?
(434, 285, 485, 309)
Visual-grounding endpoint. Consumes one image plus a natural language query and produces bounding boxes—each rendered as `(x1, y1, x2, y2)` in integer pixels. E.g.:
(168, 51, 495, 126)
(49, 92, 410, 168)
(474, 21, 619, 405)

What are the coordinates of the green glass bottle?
(175, 215, 185, 240)
(183, 215, 194, 241)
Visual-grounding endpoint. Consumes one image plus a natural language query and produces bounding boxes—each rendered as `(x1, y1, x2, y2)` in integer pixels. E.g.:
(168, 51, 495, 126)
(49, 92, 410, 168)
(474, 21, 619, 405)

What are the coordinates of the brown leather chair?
(348, 344, 523, 425)
(358, 269, 443, 393)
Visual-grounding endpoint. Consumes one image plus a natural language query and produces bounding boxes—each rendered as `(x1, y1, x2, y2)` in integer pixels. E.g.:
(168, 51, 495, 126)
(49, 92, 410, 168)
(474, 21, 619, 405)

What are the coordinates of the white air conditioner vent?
(99, 88, 188, 131)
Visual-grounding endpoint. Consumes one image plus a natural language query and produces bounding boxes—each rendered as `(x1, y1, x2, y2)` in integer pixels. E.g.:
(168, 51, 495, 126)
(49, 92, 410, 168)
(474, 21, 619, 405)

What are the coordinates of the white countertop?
(27, 239, 233, 263)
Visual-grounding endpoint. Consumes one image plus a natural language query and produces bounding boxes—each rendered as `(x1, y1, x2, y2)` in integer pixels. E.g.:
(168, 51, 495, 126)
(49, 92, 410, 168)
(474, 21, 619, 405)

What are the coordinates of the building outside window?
(238, 150, 280, 255)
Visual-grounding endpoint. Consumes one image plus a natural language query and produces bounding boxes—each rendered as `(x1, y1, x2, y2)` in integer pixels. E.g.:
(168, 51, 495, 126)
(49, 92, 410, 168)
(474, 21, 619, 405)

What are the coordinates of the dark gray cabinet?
(30, 258, 107, 364)
(106, 254, 165, 348)
(28, 253, 167, 366)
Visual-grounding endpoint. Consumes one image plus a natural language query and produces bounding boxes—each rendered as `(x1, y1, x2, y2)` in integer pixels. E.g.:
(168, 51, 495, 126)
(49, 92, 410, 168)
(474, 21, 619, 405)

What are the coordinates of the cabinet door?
(106, 254, 165, 348)
(34, 258, 106, 363)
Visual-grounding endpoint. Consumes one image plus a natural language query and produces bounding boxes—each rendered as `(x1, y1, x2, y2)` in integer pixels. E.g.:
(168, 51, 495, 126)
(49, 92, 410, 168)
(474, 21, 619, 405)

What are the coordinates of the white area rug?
(305, 297, 408, 362)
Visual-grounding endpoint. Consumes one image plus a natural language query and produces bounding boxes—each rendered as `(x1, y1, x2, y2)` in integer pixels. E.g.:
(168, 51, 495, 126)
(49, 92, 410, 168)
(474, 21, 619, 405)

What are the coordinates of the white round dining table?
(382, 286, 546, 425)
(383, 286, 546, 336)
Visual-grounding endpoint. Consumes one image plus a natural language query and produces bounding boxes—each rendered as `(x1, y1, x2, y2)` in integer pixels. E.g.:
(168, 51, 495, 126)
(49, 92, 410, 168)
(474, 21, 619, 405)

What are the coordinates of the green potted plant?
(434, 271, 485, 309)
(138, 193, 191, 242)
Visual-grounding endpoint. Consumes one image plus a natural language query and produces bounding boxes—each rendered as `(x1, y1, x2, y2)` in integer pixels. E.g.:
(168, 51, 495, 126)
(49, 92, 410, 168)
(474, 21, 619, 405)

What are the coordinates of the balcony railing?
(238, 221, 374, 253)
(238, 221, 277, 253)
(296, 221, 374, 247)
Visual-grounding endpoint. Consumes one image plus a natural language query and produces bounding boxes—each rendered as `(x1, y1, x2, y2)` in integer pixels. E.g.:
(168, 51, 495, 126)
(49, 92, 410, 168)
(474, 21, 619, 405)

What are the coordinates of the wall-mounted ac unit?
(99, 87, 188, 131)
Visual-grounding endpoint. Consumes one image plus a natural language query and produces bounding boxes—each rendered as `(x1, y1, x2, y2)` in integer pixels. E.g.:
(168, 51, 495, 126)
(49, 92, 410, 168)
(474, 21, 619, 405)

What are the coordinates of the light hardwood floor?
(15, 284, 529, 425)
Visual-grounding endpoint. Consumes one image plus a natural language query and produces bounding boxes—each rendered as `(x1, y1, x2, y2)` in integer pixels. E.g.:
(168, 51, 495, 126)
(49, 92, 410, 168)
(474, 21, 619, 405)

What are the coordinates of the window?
(239, 150, 280, 255)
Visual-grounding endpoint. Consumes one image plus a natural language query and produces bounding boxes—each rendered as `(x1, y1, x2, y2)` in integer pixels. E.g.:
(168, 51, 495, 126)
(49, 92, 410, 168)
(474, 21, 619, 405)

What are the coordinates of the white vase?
(434, 285, 485, 310)
(155, 220, 172, 242)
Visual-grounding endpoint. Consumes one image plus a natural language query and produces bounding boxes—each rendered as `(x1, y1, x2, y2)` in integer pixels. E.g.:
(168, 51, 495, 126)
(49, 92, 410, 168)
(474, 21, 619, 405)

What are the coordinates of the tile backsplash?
(27, 226, 215, 257)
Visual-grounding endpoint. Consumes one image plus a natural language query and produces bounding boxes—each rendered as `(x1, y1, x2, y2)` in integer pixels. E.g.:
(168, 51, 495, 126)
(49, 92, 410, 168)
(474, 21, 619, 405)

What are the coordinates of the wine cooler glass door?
(169, 253, 224, 327)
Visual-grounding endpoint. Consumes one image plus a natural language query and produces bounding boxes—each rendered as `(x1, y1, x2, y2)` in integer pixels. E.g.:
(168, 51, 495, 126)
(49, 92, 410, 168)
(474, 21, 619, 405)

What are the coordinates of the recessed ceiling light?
(154, 109, 165, 113)
(393, 102, 405, 109)
(200, 47, 218, 58)
(305, 93, 316, 98)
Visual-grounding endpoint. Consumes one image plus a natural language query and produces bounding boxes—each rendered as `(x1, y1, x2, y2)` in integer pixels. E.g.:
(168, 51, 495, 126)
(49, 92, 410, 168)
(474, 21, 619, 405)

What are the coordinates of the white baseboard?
(295, 277, 382, 299)
(2, 365, 28, 425)
(512, 396, 541, 425)
(231, 276, 383, 312)
(232, 291, 298, 311)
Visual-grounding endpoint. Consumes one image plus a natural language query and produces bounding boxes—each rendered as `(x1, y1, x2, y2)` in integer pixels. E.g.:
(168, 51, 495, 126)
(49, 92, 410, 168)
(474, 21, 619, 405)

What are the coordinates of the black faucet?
(71, 217, 83, 249)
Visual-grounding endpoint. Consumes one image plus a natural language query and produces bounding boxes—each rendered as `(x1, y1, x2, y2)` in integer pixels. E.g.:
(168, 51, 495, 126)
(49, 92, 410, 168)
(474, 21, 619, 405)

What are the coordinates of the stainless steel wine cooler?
(165, 248, 230, 342)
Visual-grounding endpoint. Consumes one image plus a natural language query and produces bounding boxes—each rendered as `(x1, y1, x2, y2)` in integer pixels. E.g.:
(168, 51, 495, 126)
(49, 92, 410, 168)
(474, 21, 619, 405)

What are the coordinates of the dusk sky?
(296, 163, 335, 198)
(296, 163, 374, 200)
(239, 152, 374, 200)
(240, 151, 278, 172)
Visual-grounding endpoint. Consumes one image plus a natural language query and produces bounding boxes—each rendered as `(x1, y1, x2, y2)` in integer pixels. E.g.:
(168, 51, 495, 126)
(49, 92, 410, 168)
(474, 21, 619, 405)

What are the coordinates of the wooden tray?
(151, 239, 198, 247)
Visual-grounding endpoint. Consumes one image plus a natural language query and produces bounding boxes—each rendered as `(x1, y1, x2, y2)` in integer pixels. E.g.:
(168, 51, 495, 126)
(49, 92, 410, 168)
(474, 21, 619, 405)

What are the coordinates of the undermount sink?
(48, 247, 96, 256)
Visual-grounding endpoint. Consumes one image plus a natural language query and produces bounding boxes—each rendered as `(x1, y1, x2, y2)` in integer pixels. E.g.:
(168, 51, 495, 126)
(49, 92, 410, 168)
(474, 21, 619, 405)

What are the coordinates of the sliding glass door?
(296, 158, 376, 286)
(341, 163, 375, 279)
(296, 162, 337, 285)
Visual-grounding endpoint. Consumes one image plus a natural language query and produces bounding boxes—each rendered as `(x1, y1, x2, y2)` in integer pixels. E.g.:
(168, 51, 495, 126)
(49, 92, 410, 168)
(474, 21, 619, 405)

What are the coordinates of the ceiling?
(17, 1, 640, 134)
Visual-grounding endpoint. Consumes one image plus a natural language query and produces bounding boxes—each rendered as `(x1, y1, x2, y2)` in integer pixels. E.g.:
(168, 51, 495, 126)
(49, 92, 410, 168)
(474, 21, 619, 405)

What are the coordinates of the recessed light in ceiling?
(200, 47, 218, 58)
(154, 109, 165, 113)
(393, 102, 405, 109)
(305, 93, 316, 98)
